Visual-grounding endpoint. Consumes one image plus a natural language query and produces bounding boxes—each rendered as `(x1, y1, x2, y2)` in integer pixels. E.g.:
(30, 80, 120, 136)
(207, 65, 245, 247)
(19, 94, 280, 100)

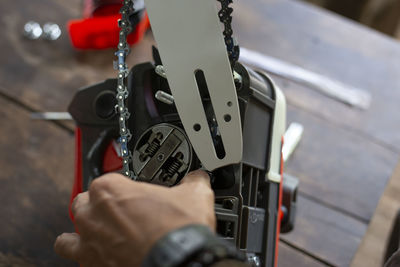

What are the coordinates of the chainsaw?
(68, 0, 297, 266)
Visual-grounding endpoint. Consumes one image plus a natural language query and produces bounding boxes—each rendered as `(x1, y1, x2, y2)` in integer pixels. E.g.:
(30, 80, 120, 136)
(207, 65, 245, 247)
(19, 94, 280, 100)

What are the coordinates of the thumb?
(54, 233, 82, 261)
(179, 170, 211, 188)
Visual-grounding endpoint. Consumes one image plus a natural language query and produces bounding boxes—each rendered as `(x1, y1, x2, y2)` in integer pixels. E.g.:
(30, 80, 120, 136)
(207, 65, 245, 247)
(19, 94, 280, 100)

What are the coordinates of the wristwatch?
(141, 224, 247, 267)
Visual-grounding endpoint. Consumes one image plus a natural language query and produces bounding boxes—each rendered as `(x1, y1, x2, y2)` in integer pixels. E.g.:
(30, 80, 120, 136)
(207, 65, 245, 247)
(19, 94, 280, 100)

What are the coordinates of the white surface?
(30, 112, 72, 120)
(282, 122, 304, 162)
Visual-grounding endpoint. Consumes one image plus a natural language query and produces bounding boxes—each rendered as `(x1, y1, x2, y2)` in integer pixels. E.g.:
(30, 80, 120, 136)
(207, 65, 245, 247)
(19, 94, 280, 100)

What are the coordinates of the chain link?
(115, 0, 238, 179)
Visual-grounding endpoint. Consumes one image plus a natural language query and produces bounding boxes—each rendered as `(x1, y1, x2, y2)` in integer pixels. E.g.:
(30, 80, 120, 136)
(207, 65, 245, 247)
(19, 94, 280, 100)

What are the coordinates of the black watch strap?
(141, 224, 246, 267)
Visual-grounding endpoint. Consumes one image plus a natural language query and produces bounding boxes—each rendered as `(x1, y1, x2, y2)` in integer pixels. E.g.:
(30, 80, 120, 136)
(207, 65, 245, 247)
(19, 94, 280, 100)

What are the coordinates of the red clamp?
(68, 2, 150, 50)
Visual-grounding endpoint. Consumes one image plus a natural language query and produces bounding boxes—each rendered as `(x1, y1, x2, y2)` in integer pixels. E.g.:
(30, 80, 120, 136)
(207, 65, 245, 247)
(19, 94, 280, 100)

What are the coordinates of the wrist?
(141, 224, 246, 267)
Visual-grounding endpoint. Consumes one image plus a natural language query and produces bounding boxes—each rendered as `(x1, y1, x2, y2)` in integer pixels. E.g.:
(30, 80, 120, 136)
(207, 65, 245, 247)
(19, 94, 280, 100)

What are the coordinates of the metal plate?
(144, 0, 243, 171)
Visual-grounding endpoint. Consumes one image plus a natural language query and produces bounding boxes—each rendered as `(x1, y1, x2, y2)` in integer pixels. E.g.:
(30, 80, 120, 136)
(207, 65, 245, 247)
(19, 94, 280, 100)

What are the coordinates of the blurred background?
(300, 0, 400, 39)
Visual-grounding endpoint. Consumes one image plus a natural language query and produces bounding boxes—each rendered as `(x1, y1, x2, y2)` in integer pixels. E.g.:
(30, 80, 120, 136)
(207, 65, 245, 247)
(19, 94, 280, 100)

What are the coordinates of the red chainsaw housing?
(69, 127, 123, 220)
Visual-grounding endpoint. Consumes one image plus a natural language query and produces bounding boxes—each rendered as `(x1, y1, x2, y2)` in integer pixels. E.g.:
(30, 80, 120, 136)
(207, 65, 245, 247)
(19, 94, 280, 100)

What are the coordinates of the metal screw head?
(42, 23, 61, 41)
(23, 21, 42, 40)
(157, 153, 165, 162)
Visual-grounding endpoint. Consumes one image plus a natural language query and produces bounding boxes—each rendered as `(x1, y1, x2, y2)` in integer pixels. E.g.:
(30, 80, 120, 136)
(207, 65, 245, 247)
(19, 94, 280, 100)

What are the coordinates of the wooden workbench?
(1, 0, 400, 266)
(351, 160, 400, 267)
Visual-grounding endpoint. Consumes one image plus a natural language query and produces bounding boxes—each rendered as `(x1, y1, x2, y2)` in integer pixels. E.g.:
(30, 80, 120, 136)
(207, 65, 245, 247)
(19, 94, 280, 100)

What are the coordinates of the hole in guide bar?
(194, 69, 226, 160)
(193, 124, 201, 132)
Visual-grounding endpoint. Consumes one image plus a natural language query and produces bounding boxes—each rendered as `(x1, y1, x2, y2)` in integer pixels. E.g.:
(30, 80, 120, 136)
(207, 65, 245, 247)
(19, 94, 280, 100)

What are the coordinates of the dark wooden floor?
(1, 0, 400, 266)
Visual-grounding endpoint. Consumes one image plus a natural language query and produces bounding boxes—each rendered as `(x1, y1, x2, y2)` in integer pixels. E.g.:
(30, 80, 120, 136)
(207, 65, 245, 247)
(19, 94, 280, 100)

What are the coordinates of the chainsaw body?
(69, 48, 288, 266)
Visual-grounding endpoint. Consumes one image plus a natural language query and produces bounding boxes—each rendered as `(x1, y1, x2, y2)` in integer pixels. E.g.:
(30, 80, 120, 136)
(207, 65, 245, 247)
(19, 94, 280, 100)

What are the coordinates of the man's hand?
(54, 170, 215, 267)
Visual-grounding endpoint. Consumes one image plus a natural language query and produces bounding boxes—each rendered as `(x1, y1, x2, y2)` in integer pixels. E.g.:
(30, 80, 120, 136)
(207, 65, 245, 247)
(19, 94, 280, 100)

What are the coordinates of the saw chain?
(115, 0, 239, 179)
(217, 0, 240, 67)
(115, 0, 135, 179)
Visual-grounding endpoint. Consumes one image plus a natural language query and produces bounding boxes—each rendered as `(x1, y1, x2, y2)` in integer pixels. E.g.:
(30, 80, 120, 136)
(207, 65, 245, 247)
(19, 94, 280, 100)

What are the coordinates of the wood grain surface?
(285, 104, 398, 221)
(0, 97, 76, 266)
(278, 242, 327, 267)
(351, 160, 400, 267)
(282, 196, 367, 266)
(234, 0, 400, 151)
(0, 0, 155, 113)
(233, 0, 400, 221)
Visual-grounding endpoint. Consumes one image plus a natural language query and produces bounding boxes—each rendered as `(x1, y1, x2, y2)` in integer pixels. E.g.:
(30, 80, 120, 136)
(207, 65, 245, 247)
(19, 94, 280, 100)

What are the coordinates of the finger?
(54, 233, 82, 261)
(179, 170, 211, 188)
(71, 192, 89, 217)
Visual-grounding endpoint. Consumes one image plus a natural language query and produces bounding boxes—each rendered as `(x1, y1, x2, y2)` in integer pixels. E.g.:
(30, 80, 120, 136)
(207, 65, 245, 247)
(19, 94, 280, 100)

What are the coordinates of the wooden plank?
(278, 242, 328, 267)
(282, 195, 368, 266)
(0, 97, 75, 266)
(234, 0, 400, 152)
(0, 0, 155, 112)
(285, 104, 398, 221)
(351, 160, 400, 267)
(232, 0, 400, 222)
